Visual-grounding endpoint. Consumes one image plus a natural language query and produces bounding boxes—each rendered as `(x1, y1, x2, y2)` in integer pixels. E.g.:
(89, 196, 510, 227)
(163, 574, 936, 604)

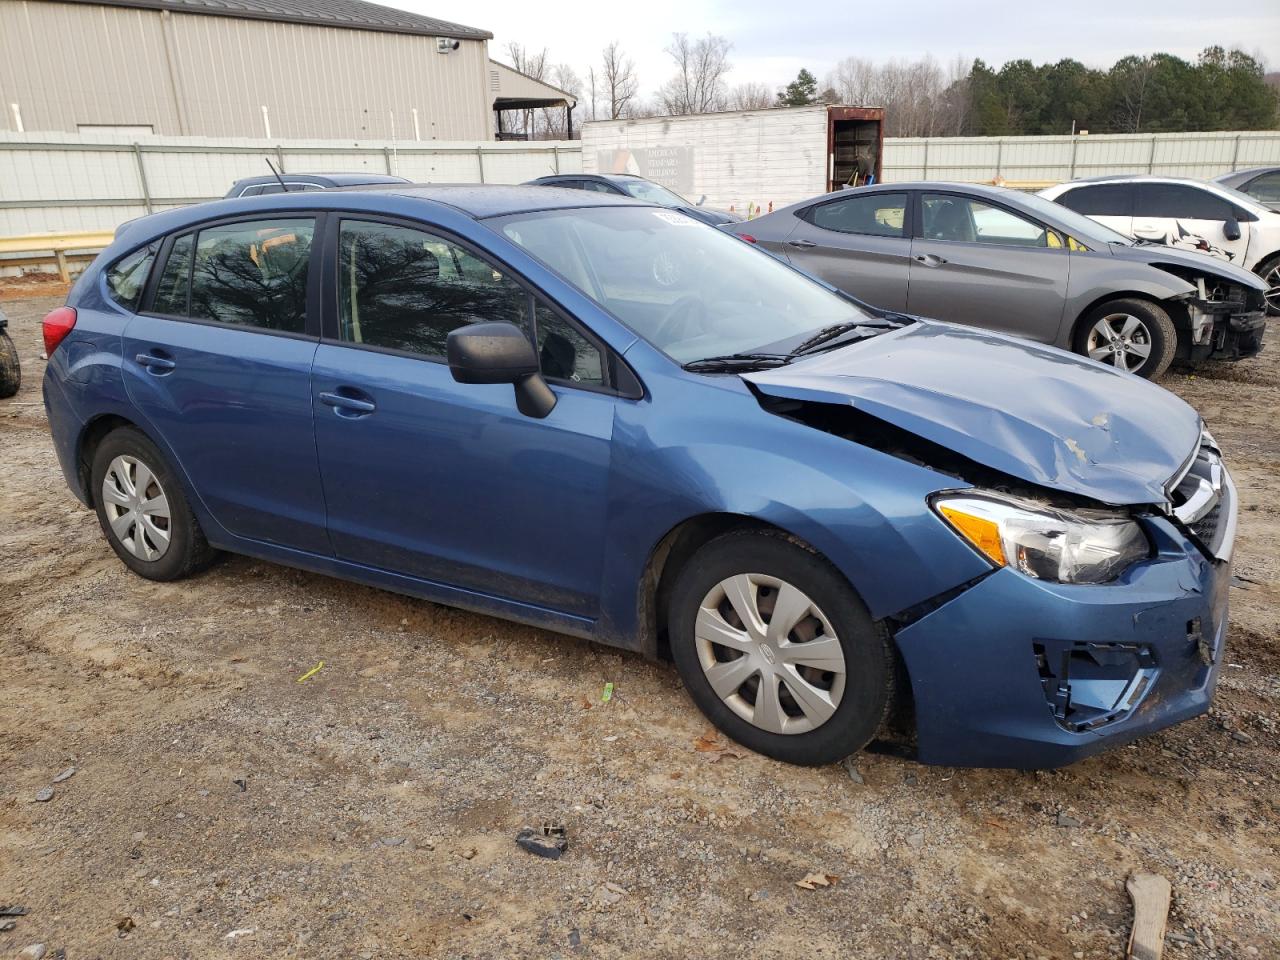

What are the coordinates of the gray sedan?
(731, 183, 1269, 379)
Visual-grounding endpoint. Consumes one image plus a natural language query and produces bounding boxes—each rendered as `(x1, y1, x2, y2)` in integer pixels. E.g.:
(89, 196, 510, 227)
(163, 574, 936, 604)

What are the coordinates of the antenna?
(264, 157, 290, 192)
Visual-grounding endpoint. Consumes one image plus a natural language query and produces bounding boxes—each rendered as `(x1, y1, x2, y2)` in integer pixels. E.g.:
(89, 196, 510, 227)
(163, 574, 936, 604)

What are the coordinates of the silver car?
(731, 183, 1269, 379)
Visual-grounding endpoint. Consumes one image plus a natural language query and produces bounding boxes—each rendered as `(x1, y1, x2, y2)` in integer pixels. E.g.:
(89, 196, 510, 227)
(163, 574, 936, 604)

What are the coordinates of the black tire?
(0, 331, 19, 399)
(1072, 298, 1177, 380)
(90, 426, 219, 581)
(667, 530, 894, 766)
(1255, 253, 1280, 316)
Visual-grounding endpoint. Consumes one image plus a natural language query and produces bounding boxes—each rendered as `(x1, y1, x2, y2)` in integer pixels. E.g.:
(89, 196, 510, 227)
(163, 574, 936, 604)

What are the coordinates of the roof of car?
(1214, 165, 1278, 182)
(60, 0, 492, 40)
(1056, 175, 1207, 186)
(233, 172, 410, 187)
(374, 184, 646, 217)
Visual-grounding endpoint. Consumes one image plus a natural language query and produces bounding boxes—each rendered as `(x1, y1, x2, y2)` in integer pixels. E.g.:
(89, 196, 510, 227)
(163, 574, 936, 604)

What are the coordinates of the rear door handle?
(135, 352, 176, 373)
(786, 239, 818, 249)
(913, 254, 948, 266)
(319, 389, 377, 417)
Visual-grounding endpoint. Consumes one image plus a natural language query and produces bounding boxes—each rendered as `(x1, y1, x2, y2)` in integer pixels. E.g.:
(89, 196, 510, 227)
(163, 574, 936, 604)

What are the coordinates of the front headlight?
(932, 491, 1149, 584)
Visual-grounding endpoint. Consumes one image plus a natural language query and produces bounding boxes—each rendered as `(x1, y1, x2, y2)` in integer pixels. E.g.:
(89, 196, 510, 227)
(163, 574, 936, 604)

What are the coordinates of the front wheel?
(1255, 254, 1280, 316)
(1073, 298, 1177, 380)
(667, 531, 894, 766)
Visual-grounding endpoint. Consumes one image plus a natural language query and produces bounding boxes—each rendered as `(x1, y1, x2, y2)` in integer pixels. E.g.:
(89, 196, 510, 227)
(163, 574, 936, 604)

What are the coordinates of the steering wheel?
(651, 295, 708, 348)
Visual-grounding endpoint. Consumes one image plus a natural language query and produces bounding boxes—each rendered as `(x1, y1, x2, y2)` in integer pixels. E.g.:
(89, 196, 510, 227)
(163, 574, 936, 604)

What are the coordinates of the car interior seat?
(926, 200, 976, 242)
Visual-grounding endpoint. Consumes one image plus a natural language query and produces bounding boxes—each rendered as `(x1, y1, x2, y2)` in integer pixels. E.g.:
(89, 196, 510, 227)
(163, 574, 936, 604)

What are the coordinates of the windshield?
(491, 206, 873, 364)
(1016, 191, 1134, 246)
(614, 179, 691, 207)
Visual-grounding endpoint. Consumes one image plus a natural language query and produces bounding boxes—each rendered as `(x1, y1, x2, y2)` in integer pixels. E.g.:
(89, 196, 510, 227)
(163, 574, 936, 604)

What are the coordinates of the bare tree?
(601, 41, 639, 120)
(657, 33, 733, 115)
(824, 54, 966, 137)
(504, 42, 548, 137)
(1112, 55, 1155, 132)
(534, 64, 582, 139)
(727, 81, 774, 111)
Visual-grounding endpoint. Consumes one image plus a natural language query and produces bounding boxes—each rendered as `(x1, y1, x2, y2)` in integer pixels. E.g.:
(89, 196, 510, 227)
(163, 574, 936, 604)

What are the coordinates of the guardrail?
(0, 231, 115, 281)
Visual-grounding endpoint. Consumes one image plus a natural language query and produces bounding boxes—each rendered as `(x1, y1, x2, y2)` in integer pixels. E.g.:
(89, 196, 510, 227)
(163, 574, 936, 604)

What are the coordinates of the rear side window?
(1058, 184, 1133, 217)
(809, 193, 907, 237)
(1134, 184, 1233, 221)
(105, 243, 157, 310)
(338, 220, 530, 357)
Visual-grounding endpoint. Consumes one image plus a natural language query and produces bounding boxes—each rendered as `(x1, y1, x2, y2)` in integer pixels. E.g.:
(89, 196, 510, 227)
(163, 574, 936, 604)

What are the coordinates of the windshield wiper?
(787, 321, 890, 357)
(682, 352, 792, 372)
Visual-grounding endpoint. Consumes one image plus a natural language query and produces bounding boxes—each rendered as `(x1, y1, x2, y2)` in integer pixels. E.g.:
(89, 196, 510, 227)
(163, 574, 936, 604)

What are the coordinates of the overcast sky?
(406, 0, 1279, 100)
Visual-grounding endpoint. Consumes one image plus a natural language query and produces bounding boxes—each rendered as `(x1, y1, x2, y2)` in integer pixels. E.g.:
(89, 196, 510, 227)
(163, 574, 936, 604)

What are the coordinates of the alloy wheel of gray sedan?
(1086, 313, 1153, 373)
(694, 573, 846, 735)
(101, 454, 172, 561)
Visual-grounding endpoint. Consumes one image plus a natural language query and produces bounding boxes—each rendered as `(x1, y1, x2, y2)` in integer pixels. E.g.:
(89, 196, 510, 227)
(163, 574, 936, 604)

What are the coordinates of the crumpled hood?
(1106, 242, 1268, 290)
(744, 321, 1202, 505)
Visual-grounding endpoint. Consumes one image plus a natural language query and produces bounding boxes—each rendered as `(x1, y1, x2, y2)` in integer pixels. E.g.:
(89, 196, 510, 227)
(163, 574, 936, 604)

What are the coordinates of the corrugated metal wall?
(883, 131, 1280, 184)
(0, 132, 581, 235)
(0, 0, 493, 141)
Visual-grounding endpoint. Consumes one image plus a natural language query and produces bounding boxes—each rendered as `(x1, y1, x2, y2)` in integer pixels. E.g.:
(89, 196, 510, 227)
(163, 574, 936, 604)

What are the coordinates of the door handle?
(913, 254, 948, 266)
(319, 390, 376, 417)
(786, 239, 818, 249)
(135, 352, 176, 373)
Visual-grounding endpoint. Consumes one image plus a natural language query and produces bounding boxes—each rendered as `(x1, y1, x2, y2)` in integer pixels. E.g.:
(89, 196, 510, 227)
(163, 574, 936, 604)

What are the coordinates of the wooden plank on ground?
(1126, 873, 1172, 960)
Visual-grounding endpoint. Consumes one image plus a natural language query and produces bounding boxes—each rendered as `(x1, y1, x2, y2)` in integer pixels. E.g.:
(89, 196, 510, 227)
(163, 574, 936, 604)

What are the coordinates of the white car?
(1040, 176, 1280, 313)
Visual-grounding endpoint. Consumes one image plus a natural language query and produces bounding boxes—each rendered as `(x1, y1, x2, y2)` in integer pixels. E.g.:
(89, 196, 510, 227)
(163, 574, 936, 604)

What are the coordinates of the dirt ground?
(2, 294, 1277, 960)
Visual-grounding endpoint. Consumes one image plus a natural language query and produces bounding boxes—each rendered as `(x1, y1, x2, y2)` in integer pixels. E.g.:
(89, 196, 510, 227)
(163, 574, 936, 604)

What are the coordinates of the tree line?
(504, 37, 1278, 139)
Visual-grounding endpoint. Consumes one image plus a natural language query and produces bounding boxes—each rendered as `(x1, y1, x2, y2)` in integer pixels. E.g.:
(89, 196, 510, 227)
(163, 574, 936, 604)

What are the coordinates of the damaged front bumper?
(893, 459, 1235, 769)
(1183, 295, 1267, 362)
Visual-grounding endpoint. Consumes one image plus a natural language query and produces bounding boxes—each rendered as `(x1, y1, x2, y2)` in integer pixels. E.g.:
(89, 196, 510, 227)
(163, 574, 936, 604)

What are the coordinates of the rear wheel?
(0, 331, 19, 399)
(90, 426, 218, 581)
(1255, 254, 1280, 316)
(667, 531, 894, 766)
(1073, 298, 1176, 380)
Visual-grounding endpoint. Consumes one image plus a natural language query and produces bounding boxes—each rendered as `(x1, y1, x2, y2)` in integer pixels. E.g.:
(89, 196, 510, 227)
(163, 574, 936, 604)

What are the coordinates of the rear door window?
(148, 219, 314, 333)
(151, 233, 194, 316)
(1058, 184, 1133, 217)
(808, 193, 907, 236)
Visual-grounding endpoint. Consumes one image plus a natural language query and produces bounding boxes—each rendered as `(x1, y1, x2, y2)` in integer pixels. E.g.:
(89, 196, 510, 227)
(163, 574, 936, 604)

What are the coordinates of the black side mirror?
(1224, 218, 1241, 242)
(446, 322, 556, 419)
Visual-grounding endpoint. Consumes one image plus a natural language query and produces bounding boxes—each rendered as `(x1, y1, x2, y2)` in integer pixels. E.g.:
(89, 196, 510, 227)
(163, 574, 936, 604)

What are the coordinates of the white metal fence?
(882, 130, 1280, 185)
(3, 128, 1279, 241)
(0, 132, 581, 236)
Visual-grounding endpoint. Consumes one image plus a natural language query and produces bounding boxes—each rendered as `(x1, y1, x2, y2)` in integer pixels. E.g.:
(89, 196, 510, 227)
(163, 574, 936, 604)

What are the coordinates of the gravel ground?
(2, 295, 1277, 960)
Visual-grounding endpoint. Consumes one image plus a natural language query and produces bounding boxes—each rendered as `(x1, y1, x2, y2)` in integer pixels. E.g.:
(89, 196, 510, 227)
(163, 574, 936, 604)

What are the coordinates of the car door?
(1132, 183, 1251, 266)
(907, 192, 1070, 341)
(121, 215, 329, 553)
(778, 191, 912, 310)
(311, 216, 617, 617)
(1055, 183, 1133, 237)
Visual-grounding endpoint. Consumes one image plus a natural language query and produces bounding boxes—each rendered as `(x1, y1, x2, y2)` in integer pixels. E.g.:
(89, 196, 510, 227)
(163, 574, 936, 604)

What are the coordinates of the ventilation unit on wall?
(437, 37, 460, 53)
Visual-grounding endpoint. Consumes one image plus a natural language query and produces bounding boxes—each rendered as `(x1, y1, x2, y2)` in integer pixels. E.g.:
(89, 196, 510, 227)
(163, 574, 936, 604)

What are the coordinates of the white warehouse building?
(0, 0, 575, 140)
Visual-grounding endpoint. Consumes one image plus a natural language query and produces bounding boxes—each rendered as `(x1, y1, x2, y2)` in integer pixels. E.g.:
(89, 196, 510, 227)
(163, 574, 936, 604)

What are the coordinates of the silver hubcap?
(1086, 313, 1153, 373)
(101, 454, 172, 561)
(1263, 264, 1280, 313)
(695, 574, 846, 735)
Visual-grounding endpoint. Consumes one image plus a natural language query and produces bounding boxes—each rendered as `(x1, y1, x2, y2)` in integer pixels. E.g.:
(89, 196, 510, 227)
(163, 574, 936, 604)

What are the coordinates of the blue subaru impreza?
(42, 185, 1235, 768)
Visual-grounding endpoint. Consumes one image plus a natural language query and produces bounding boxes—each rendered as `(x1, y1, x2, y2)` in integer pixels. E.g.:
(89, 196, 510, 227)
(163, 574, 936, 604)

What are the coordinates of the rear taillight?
(735, 232, 758, 244)
(42, 306, 77, 356)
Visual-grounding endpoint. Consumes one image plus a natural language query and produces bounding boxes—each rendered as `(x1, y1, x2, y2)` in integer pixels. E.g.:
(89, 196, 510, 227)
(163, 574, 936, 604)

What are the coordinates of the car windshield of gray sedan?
(493, 207, 876, 364)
